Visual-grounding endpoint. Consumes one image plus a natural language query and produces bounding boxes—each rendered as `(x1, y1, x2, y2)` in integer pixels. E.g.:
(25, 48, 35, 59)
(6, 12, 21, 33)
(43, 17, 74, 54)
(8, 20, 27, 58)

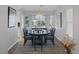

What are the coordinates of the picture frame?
(8, 7, 16, 28)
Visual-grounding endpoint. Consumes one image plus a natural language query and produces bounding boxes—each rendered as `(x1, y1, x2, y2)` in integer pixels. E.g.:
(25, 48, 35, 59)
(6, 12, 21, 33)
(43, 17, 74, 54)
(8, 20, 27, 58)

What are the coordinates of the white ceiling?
(10, 5, 77, 15)
(10, 5, 58, 12)
(10, 5, 79, 12)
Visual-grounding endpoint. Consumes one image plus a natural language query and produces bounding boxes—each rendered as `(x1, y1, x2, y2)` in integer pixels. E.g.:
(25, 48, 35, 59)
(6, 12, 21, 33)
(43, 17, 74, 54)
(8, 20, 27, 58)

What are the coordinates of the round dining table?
(29, 31, 49, 51)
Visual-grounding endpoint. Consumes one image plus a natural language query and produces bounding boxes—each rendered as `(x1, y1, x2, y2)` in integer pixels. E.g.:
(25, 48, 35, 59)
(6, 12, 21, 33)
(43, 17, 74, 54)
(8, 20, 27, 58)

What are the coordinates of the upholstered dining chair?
(23, 29, 33, 46)
(45, 28, 56, 45)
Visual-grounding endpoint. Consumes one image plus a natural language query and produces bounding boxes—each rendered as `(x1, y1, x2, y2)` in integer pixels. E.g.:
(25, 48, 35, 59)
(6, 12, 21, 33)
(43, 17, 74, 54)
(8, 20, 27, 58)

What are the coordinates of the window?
(32, 15, 46, 28)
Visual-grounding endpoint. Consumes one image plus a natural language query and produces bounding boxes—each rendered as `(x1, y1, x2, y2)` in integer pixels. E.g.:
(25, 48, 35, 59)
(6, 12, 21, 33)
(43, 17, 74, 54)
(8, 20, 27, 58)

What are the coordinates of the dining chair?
(23, 29, 33, 46)
(45, 28, 56, 45)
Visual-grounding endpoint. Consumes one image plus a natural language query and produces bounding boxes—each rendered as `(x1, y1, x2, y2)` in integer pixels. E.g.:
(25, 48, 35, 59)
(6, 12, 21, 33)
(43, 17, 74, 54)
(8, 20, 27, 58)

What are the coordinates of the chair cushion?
(45, 36, 53, 40)
(24, 36, 32, 40)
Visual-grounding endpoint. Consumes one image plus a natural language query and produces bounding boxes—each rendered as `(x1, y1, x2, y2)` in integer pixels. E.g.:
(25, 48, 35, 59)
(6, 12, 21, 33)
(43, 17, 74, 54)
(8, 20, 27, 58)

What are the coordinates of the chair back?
(50, 28, 56, 36)
(23, 29, 28, 36)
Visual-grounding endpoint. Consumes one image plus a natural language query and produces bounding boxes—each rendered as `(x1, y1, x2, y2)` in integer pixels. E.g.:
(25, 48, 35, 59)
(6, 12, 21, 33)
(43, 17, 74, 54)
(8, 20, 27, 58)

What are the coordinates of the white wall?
(8, 6, 18, 51)
(17, 11, 25, 37)
(73, 6, 79, 53)
(0, 5, 18, 53)
(66, 8, 73, 38)
(54, 6, 79, 53)
(54, 7, 67, 41)
(0, 6, 8, 53)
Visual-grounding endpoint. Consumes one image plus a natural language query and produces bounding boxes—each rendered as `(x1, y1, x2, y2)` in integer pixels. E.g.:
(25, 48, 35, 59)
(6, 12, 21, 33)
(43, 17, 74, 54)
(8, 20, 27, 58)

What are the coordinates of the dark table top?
(29, 32, 50, 35)
(29, 31, 50, 36)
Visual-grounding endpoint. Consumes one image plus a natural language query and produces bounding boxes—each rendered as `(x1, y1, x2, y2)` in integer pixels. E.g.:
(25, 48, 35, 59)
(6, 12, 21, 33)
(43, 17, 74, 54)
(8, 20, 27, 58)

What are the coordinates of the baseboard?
(8, 41, 18, 54)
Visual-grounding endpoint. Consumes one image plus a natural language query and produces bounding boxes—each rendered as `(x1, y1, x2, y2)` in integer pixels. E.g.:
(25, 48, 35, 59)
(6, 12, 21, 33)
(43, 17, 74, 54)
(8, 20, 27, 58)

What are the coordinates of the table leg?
(45, 36, 47, 46)
(34, 36, 36, 51)
(32, 38, 33, 46)
(41, 36, 44, 52)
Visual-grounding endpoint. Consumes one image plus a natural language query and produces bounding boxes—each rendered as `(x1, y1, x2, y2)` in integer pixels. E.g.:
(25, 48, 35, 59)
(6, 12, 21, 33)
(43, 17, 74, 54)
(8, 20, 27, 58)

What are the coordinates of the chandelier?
(36, 5, 44, 20)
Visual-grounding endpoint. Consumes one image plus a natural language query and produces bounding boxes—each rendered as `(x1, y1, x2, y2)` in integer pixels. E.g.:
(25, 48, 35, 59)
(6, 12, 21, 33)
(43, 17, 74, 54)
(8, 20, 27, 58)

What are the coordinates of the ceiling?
(10, 5, 76, 15)
(10, 5, 58, 12)
(10, 5, 78, 12)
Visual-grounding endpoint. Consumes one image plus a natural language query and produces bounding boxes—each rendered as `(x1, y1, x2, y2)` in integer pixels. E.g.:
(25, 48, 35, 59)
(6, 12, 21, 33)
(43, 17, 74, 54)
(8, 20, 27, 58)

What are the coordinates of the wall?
(16, 11, 25, 37)
(66, 8, 73, 38)
(0, 6, 8, 53)
(0, 5, 18, 53)
(8, 6, 18, 51)
(55, 6, 79, 53)
(54, 7, 67, 41)
(73, 6, 79, 53)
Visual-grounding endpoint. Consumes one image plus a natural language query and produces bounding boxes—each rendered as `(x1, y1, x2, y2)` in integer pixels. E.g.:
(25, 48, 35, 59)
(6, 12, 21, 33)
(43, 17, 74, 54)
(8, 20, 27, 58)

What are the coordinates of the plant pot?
(66, 48, 71, 54)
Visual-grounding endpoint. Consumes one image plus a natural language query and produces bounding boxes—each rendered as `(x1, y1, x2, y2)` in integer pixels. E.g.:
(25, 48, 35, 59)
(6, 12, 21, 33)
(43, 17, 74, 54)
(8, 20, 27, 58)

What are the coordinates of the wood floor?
(9, 37, 67, 54)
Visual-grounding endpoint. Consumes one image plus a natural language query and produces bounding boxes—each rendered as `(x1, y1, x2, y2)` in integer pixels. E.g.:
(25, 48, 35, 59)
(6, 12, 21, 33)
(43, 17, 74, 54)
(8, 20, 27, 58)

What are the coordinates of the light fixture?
(36, 5, 43, 20)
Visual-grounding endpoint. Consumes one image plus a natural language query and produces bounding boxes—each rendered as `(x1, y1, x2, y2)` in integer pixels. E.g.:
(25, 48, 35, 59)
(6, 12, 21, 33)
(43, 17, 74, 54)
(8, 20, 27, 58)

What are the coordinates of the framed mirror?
(8, 7, 16, 28)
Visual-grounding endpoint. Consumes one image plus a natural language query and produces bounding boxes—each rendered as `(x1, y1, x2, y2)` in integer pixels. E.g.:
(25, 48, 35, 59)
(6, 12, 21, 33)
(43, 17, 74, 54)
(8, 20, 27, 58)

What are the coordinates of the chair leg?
(34, 36, 36, 51)
(52, 40, 55, 45)
(41, 36, 44, 52)
(35, 40, 36, 51)
(24, 39, 27, 46)
(32, 38, 33, 46)
(52, 37, 55, 45)
(45, 39, 47, 46)
(41, 38, 42, 52)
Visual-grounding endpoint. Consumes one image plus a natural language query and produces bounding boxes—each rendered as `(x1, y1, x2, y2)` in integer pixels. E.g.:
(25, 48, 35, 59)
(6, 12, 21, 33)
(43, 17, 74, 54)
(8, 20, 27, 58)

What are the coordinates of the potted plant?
(62, 34, 75, 54)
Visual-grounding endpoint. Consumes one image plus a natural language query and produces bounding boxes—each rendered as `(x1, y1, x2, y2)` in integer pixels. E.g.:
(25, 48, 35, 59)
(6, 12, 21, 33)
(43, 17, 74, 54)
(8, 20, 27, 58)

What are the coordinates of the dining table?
(29, 28, 50, 51)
